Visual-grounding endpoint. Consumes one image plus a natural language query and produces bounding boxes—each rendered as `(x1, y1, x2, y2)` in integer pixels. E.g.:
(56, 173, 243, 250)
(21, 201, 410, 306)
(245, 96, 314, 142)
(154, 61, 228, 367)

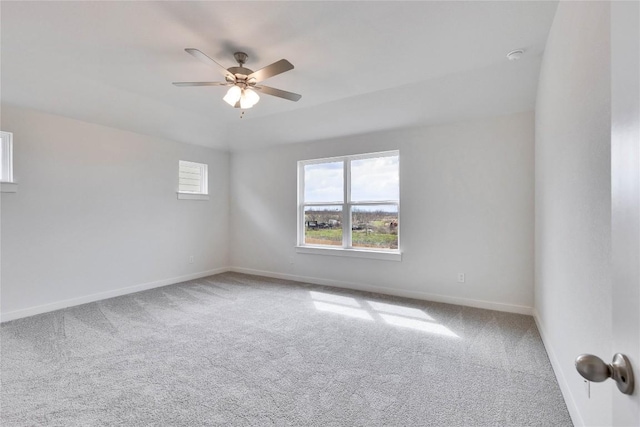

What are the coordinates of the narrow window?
(1, 131, 14, 183)
(0, 131, 17, 193)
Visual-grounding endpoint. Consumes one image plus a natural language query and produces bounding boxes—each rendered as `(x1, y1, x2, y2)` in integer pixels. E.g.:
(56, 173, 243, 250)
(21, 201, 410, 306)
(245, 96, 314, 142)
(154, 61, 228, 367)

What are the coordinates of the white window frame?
(297, 150, 401, 261)
(177, 160, 209, 200)
(1, 131, 17, 193)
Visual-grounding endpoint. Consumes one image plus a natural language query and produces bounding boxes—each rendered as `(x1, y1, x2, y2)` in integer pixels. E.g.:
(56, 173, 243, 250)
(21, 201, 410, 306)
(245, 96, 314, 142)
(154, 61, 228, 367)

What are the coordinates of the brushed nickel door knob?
(575, 353, 634, 395)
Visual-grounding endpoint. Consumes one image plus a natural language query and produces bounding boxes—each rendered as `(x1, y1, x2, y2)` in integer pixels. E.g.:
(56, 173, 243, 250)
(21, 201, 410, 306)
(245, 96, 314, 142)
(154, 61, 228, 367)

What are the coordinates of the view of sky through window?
(304, 161, 343, 203)
(304, 155, 399, 203)
(351, 156, 399, 202)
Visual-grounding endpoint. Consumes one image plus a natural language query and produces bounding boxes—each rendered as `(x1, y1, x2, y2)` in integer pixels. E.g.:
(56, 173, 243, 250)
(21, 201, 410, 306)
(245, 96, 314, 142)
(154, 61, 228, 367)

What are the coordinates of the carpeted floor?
(1, 272, 572, 426)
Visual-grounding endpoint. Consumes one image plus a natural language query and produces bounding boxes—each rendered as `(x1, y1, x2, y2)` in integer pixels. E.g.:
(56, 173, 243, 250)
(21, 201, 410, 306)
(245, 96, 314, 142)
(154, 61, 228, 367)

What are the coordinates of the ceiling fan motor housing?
(227, 66, 254, 77)
(228, 53, 254, 87)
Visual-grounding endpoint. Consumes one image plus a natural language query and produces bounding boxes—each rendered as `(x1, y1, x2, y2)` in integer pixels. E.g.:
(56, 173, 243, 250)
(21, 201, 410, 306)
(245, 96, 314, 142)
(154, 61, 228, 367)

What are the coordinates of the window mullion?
(344, 158, 352, 248)
(298, 162, 305, 246)
(303, 201, 344, 206)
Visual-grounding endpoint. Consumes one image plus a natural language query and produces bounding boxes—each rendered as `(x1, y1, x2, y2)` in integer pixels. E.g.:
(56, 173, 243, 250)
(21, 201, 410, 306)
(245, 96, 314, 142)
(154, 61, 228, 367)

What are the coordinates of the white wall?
(0, 105, 230, 320)
(230, 112, 535, 313)
(534, 2, 611, 426)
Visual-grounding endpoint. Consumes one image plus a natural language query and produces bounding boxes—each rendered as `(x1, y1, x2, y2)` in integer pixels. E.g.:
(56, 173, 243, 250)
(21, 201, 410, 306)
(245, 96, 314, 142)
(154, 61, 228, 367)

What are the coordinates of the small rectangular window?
(0, 131, 17, 193)
(1, 131, 14, 183)
(178, 160, 208, 200)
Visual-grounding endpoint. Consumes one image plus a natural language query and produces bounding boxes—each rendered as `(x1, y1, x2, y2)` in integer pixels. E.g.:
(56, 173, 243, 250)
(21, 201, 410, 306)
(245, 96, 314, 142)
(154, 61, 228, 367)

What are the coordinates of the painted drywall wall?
(534, 2, 611, 426)
(229, 112, 535, 313)
(0, 105, 230, 320)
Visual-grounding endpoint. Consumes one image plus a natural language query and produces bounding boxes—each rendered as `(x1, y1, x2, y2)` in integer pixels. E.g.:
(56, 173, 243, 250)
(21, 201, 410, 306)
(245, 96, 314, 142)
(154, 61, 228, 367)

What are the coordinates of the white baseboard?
(533, 309, 583, 427)
(229, 267, 533, 315)
(1, 265, 532, 321)
(1, 267, 230, 323)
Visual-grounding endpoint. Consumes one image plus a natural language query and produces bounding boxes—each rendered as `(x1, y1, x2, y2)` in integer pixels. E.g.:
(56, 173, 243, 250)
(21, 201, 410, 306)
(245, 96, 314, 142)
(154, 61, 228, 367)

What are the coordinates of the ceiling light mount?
(233, 52, 248, 66)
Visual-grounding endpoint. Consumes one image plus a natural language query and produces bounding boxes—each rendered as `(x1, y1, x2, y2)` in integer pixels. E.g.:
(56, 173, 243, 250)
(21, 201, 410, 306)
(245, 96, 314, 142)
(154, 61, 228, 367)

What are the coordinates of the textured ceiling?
(1, 1, 558, 151)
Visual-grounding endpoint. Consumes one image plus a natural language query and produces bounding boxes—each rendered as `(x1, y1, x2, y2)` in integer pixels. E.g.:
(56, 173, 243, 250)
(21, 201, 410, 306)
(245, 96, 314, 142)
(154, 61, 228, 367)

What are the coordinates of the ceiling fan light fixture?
(223, 85, 242, 106)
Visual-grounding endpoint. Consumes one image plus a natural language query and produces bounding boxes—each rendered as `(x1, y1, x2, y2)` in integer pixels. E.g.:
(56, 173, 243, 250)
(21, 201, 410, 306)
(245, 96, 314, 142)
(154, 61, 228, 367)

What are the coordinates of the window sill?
(295, 245, 402, 261)
(177, 192, 209, 201)
(1, 182, 18, 193)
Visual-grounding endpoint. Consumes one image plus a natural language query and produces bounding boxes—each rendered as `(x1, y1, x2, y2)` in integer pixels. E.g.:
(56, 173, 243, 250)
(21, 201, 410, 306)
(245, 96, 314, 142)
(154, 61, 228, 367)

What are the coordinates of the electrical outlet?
(458, 273, 465, 283)
(189, 255, 194, 264)
(289, 256, 295, 265)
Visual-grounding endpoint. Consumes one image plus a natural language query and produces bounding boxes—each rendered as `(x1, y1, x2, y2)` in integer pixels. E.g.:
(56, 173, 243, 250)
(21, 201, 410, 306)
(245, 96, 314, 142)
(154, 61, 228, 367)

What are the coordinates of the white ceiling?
(1, 1, 558, 151)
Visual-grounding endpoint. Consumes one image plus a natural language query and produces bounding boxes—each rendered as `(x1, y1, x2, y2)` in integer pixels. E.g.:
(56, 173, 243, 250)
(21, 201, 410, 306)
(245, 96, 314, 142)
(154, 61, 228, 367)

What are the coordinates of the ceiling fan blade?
(248, 59, 294, 82)
(254, 85, 302, 102)
(185, 48, 232, 79)
(172, 82, 229, 87)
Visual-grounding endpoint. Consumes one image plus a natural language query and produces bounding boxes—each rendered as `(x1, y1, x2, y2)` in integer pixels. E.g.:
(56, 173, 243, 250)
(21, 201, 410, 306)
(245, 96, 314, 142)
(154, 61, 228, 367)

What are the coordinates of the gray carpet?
(1, 272, 571, 426)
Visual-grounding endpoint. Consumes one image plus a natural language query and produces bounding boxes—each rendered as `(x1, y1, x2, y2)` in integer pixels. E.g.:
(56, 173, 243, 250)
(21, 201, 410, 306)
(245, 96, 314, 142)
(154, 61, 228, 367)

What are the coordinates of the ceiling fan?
(173, 49, 301, 109)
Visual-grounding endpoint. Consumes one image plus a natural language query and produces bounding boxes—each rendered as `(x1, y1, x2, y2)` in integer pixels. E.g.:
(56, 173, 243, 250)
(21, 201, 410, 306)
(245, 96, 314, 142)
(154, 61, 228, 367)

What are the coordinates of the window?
(298, 151, 400, 259)
(178, 160, 208, 200)
(1, 131, 17, 193)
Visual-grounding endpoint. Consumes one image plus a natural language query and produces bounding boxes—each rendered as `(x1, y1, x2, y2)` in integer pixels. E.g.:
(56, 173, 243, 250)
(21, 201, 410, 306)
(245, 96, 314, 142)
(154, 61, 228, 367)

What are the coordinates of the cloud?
(304, 161, 344, 203)
(351, 156, 399, 202)
(304, 155, 399, 204)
